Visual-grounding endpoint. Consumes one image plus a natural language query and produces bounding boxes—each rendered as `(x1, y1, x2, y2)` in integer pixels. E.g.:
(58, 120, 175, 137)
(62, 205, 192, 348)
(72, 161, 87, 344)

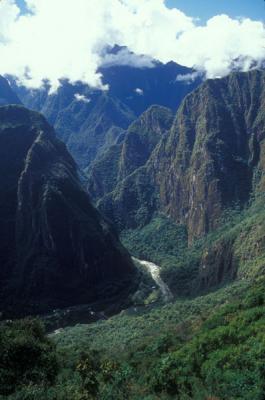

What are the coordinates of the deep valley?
(0, 43, 265, 400)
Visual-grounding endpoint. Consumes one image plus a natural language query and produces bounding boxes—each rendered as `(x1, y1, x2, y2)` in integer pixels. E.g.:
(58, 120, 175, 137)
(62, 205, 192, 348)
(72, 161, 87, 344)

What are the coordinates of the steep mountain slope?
(11, 55, 201, 168)
(98, 70, 265, 243)
(12, 81, 135, 169)
(88, 105, 173, 201)
(56, 92, 135, 169)
(0, 76, 21, 106)
(155, 70, 265, 241)
(0, 105, 135, 317)
(3, 64, 265, 400)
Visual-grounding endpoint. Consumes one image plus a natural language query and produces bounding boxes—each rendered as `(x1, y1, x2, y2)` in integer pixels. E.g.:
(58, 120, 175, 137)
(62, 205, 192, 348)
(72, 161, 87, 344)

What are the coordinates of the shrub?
(0, 319, 58, 396)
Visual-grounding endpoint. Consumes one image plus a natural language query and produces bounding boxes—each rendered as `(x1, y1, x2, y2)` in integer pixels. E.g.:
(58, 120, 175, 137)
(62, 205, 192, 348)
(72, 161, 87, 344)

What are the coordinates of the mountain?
(91, 70, 265, 302)
(0, 105, 135, 317)
(0, 76, 21, 106)
(55, 91, 136, 169)
(11, 53, 201, 169)
(11, 81, 136, 169)
(3, 60, 265, 400)
(96, 70, 265, 243)
(88, 105, 174, 201)
(98, 56, 201, 116)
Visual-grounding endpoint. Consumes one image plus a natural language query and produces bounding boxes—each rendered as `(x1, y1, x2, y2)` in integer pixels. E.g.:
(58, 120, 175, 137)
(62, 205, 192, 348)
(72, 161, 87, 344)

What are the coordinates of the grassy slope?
(54, 280, 247, 358)
(3, 197, 265, 399)
(3, 276, 264, 400)
(122, 194, 265, 295)
(48, 196, 265, 399)
(48, 278, 264, 400)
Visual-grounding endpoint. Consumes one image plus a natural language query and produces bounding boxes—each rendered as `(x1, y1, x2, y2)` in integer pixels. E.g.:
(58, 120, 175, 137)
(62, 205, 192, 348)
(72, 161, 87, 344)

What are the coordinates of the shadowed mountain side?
(0, 105, 135, 317)
(0, 76, 21, 106)
(99, 58, 201, 116)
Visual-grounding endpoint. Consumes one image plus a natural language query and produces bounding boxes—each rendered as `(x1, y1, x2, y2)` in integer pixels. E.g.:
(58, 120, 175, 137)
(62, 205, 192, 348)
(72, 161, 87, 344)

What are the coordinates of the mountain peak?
(0, 76, 22, 106)
(0, 105, 135, 316)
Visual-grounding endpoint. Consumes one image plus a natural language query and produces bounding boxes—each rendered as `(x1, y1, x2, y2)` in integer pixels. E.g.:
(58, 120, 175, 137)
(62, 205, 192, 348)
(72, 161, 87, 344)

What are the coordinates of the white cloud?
(101, 47, 155, 69)
(0, 0, 19, 42)
(176, 71, 203, 84)
(172, 15, 265, 78)
(0, 0, 264, 90)
(74, 93, 91, 103)
(135, 88, 144, 95)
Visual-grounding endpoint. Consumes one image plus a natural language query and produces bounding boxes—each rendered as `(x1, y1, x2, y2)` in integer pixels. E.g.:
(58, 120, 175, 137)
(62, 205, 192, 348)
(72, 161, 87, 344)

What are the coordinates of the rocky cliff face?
(155, 70, 265, 241)
(97, 70, 265, 242)
(88, 106, 173, 202)
(0, 105, 135, 316)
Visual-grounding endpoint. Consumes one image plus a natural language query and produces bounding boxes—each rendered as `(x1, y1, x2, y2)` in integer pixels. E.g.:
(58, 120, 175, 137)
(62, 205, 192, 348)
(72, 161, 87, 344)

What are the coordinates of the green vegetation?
(4, 197, 265, 399)
(121, 214, 199, 295)
(147, 278, 265, 400)
(3, 277, 264, 399)
(4, 70, 265, 399)
(2, 198, 265, 399)
(4, 198, 265, 399)
(121, 195, 265, 297)
(0, 319, 58, 398)
(54, 280, 248, 357)
(121, 215, 188, 263)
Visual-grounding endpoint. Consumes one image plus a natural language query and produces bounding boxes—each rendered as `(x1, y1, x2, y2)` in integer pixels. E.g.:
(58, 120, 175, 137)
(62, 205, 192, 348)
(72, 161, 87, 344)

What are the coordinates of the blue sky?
(166, 0, 265, 22)
(16, 0, 29, 14)
(16, 1, 265, 22)
(16, 0, 265, 22)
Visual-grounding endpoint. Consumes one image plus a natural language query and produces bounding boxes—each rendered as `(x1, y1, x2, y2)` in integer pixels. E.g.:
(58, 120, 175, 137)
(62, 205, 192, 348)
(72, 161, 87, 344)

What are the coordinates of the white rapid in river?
(133, 258, 173, 303)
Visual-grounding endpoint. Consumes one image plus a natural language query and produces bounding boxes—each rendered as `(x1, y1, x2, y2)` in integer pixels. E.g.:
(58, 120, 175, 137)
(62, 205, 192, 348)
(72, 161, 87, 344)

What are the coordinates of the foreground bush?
(0, 319, 58, 396)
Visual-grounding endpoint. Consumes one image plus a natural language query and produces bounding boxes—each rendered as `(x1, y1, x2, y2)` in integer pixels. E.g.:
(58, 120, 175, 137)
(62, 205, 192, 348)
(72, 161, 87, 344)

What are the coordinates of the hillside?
(1, 1, 265, 399)
(87, 105, 173, 201)
(0, 105, 136, 317)
(97, 70, 265, 242)
(1, 67, 265, 400)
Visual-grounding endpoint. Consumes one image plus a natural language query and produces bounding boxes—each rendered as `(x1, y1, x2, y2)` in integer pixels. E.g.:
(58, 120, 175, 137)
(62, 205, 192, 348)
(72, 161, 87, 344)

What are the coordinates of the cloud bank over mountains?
(0, 0, 264, 90)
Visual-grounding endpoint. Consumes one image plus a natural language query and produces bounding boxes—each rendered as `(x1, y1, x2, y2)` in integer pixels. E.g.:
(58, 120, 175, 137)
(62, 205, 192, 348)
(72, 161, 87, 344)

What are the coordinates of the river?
(133, 257, 173, 302)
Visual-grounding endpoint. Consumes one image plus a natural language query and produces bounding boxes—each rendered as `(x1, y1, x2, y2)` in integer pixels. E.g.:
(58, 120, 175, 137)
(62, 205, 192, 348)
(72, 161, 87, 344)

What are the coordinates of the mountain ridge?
(0, 76, 21, 106)
(10, 54, 201, 169)
(95, 70, 265, 243)
(0, 105, 136, 317)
